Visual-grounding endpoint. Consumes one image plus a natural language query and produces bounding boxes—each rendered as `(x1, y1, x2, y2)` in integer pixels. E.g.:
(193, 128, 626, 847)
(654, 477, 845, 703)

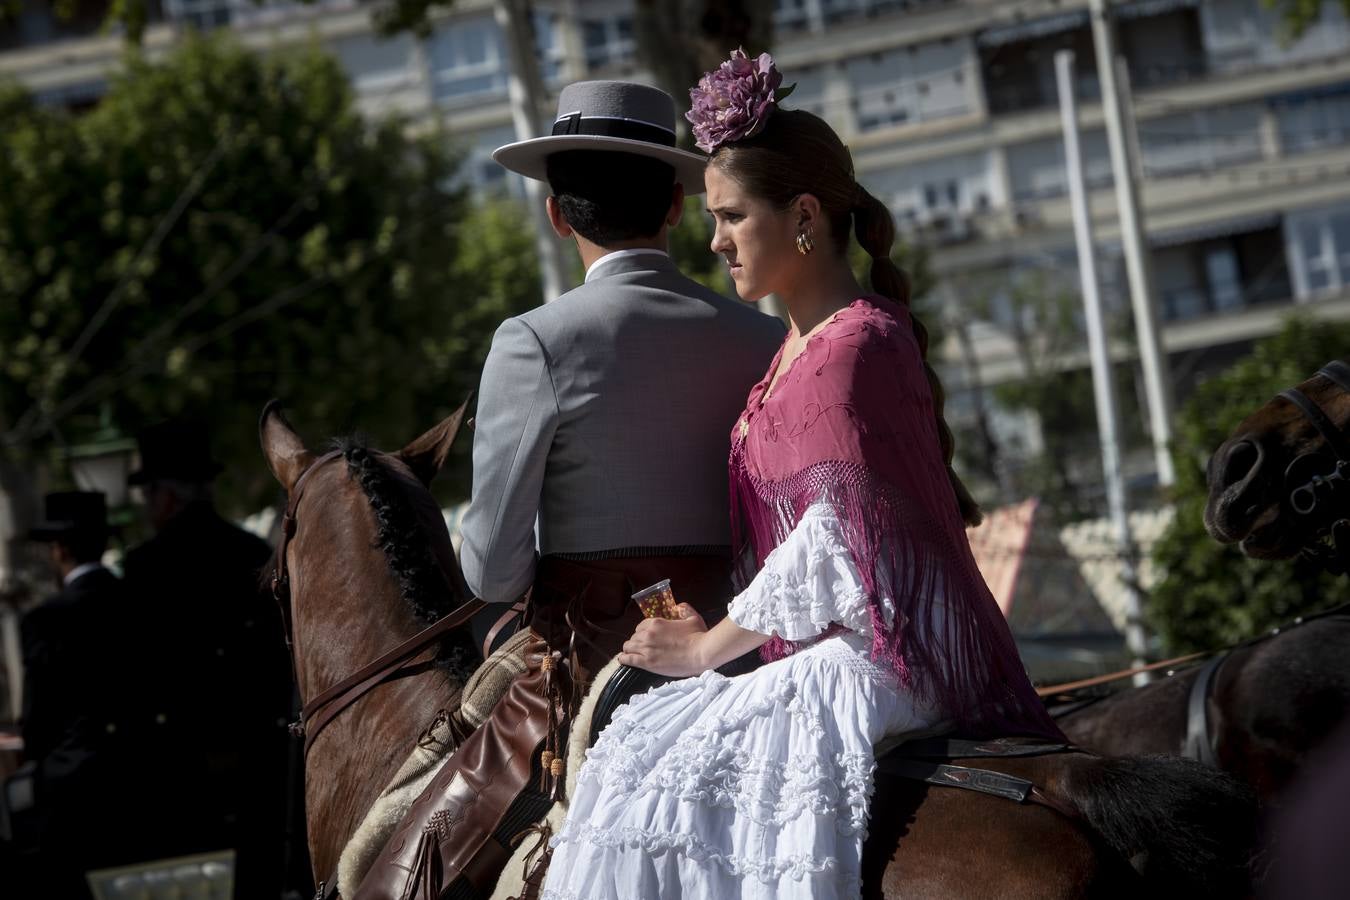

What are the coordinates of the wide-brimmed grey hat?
(493, 81, 708, 194)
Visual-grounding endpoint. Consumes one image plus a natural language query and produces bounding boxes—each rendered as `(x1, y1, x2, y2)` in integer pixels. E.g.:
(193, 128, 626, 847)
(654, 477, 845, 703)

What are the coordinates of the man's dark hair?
(545, 150, 676, 246)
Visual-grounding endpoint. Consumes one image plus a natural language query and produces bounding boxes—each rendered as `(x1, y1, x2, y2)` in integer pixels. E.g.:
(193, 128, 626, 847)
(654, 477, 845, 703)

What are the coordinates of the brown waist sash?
(527, 551, 733, 687)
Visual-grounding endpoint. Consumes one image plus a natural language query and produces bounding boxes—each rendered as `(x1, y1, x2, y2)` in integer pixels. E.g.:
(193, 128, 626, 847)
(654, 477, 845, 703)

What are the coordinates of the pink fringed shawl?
(730, 296, 1063, 739)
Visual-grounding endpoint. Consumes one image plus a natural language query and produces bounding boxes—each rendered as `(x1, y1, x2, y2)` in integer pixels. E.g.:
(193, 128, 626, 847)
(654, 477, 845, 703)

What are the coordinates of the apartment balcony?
(0, 0, 125, 52)
(978, 3, 1211, 118)
(1151, 222, 1293, 322)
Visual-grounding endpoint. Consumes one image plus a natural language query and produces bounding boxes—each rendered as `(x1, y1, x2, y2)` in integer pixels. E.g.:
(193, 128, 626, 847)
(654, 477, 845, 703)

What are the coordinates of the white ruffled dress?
(540, 503, 946, 900)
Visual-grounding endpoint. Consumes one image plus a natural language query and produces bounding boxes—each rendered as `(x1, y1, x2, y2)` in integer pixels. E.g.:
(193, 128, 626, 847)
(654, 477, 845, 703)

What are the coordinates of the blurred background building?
(7, 0, 1349, 498)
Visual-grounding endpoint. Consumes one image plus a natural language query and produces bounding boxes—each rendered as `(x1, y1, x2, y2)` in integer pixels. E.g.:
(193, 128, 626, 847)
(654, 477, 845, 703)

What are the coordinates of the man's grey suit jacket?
(461, 251, 786, 604)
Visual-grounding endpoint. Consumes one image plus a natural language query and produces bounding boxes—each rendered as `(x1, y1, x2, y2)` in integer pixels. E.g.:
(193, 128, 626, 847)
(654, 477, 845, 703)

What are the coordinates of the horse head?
(258, 400, 476, 882)
(1205, 360, 1350, 559)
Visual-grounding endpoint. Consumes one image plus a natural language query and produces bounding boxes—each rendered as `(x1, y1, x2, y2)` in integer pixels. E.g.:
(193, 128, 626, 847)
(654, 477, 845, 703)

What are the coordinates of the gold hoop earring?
(795, 228, 814, 255)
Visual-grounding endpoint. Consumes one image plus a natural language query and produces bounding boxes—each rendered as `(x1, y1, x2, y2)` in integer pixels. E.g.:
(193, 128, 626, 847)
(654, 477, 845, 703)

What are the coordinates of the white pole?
(1089, 0, 1176, 487)
(1057, 50, 1150, 680)
(496, 0, 571, 304)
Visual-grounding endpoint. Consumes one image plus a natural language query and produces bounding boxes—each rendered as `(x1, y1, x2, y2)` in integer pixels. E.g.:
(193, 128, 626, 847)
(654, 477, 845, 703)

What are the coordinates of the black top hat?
(29, 491, 109, 542)
(126, 420, 225, 486)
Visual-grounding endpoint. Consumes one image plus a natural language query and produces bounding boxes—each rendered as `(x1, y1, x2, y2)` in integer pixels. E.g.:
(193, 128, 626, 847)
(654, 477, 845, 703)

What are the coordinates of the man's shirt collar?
(583, 248, 670, 284)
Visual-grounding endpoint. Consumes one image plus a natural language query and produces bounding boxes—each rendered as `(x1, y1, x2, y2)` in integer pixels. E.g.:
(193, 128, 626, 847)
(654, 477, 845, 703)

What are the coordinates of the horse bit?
(1279, 360, 1350, 573)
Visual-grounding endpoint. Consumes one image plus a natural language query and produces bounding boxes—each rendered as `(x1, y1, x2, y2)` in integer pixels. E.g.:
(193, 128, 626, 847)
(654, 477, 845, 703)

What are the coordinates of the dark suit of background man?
(120, 421, 294, 899)
(17, 491, 133, 897)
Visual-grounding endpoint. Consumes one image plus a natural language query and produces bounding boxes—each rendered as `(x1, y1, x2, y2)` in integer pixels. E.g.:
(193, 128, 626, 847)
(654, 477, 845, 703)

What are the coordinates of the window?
(331, 32, 417, 94)
(773, 0, 813, 31)
(822, 0, 865, 23)
(454, 124, 522, 195)
(1302, 222, 1332, 293)
(164, 0, 233, 30)
(1289, 211, 1350, 298)
(427, 17, 508, 105)
(532, 11, 565, 83)
(845, 39, 972, 132)
(582, 14, 636, 70)
(1007, 131, 1113, 201)
(780, 65, 827, 119)
(1139, 104, 1263, 177)
(1333, 212, 1350, 286)
(865, 152, 993, 224)
(1205, 247, 1243, 311)
(1276, 87, 1350, 155)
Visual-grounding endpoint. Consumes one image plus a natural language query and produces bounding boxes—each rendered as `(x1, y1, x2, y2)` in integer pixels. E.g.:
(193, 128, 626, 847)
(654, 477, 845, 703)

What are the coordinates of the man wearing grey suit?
(461, 81, 784, 680)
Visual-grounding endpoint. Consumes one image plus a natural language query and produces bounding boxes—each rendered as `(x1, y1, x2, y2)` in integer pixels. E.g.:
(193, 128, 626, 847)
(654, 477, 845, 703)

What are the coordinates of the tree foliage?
(1263, 0, 1350, 38)
(1148, 317, 1350, 652)
(0, 35, 528, 515)
(942, 272, 1145, 519)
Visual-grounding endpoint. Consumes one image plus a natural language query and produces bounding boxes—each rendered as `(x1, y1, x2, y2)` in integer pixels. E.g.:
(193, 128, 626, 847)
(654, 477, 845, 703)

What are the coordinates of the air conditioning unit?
(933, 214, 974, 244)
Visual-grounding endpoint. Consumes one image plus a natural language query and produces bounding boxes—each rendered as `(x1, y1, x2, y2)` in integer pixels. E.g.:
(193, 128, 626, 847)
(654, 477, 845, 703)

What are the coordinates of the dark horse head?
(1206, 360, 1350, 560)
(259, 401, 476, 883)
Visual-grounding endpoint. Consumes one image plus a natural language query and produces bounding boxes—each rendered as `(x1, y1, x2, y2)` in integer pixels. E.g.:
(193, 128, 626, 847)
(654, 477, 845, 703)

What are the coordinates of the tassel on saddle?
(353, 634, 572, 900)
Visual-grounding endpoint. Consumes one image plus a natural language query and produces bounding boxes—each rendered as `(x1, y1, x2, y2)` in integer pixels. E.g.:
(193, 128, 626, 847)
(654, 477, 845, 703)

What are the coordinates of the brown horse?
(1057, 611, 1350, 801)
(1059, 361, 1350, 801)
(261, 405, 1255, 899)
(1206, 358, 1350, 560)
(260, 402, 479, 889)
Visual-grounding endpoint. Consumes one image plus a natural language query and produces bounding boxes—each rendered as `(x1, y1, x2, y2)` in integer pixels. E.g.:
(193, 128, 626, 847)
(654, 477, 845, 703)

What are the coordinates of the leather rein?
(1280, 360, 1350, 573)
(271, 449, 484, 758)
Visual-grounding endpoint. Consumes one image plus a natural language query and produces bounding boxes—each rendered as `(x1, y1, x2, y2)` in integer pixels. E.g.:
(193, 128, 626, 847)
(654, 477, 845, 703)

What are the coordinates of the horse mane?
(335, 436, 454, 626)
(335, 435, 475, 679)
(259, 434, 474, 680)
(1065, 753, 1257, 893)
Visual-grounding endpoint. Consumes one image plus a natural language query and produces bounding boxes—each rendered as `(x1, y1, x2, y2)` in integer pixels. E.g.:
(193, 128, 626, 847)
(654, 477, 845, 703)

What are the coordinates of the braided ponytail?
(854, 187, 983, 527)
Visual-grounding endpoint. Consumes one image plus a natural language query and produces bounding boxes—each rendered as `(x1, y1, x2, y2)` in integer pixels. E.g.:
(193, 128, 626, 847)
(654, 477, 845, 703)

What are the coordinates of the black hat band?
(552, 112, 677, 147)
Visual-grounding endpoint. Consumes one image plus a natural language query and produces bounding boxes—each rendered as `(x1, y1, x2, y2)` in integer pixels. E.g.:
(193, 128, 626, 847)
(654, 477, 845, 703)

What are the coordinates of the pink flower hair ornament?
(686, 48, 796, 154)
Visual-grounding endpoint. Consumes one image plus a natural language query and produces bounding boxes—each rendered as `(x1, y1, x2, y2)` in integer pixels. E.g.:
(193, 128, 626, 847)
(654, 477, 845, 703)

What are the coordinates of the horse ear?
(259, 400, 316, 493)
(399, 394, 472, 487)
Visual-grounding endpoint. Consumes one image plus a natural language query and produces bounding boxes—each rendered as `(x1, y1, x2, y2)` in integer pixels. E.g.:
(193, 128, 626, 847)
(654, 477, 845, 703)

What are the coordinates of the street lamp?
(60, 408, 137, 511)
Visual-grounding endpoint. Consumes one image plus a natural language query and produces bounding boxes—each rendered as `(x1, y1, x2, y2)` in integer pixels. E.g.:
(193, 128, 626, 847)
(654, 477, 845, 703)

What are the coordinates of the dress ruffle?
(543, 640, 911, 900)
(727, 503, 886, 641)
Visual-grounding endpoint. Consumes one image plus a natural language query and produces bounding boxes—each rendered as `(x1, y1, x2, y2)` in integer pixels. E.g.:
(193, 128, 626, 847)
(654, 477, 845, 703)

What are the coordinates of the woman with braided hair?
(541, 51, 1062, 900)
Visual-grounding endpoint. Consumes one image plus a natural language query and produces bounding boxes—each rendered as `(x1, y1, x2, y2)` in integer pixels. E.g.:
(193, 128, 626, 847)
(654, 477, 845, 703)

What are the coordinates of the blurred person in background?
(122, 421, 295, 898)
(13, 491, 133, 897)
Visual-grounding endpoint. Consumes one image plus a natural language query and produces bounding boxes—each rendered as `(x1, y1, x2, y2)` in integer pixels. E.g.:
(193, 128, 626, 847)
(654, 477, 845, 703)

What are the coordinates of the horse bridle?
(271, 448, 484, 758)
(1278, 360, 1350, 572)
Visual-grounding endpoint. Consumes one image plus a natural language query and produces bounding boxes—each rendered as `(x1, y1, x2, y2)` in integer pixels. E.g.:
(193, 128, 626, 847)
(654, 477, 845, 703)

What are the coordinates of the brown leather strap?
(483, 600, 527, 660)
(302, 597, 486, 755)
(272, 448, 345, 649)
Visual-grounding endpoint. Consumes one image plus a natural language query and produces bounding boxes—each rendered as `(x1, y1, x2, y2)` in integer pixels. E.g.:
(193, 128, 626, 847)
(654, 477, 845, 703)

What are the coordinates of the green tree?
(1148, 316, 1350, 652)
(961, 273, 1144, 520)
(430, 194, 543, 488)
(0, 34, 522, 516)
(1262, 0, 1350, 38)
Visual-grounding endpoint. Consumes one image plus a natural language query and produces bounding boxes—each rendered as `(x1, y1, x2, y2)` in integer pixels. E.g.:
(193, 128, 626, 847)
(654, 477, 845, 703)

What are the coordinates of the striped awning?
(976, 11, 1087, 48)
(1149, 212, 1282, 248)
(1115, 0, 1198, 21)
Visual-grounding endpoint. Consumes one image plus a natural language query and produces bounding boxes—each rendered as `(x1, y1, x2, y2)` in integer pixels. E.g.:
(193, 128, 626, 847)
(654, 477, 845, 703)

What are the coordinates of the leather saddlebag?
(354, 635, 568, 900)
